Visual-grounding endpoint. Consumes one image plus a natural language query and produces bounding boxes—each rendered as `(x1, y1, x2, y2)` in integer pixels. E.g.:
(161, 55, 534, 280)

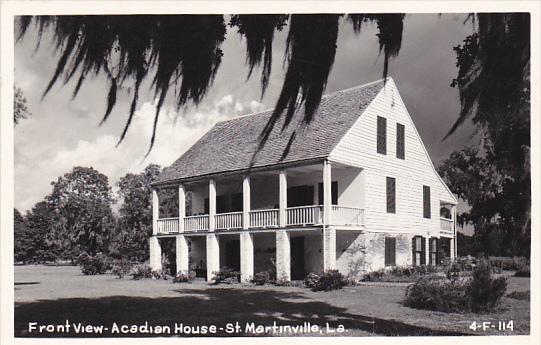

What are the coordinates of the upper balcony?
(153, 161, 366, 235)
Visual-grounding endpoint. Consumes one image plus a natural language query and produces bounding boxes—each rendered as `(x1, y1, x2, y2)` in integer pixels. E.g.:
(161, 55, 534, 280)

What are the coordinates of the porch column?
(276, 230, 291, 281)
(425, 236, 430, 265)
(209, 179, 216, 231)
(279, 170, 287, 227)
(243, 176, 251, 229)
(176, 235, 189, 273)
(206, 234, 220, 281)
(323, 160, 332, 225)
(322, 227, 336, 271)
(450, 237, 455, 260)
(178, 184, 186, 232)
(240, 232, 254, 282)
(152, 188, 159, 235)
(452, 205, 457, 259)
(149, 236, 162, 271)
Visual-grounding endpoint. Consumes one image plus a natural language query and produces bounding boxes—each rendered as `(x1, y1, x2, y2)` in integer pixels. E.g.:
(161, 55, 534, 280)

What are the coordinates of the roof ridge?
(215, 77, 389, 124)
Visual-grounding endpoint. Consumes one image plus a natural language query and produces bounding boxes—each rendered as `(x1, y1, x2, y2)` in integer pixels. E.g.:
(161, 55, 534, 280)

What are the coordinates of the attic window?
(377, 116, 387, 154)
(396, 123, 405, 159)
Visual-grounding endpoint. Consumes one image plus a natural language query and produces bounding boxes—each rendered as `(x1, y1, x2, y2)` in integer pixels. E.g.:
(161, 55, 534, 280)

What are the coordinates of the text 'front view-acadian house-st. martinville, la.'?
(149, 78, 458, 282)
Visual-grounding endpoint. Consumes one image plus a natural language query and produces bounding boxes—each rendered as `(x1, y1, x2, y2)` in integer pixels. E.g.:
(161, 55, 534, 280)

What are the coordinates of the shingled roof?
(154, 79, 386, 185)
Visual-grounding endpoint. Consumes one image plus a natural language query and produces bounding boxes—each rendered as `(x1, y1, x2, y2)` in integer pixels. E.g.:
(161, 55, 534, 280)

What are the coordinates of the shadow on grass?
(15, 288, 467, 337)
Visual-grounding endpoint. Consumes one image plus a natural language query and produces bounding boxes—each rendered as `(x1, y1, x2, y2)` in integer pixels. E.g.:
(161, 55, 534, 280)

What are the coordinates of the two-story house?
(149, 78, 457, 282)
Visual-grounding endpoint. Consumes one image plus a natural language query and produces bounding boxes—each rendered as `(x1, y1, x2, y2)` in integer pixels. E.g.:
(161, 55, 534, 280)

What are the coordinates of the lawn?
(14, 265, 530, 337)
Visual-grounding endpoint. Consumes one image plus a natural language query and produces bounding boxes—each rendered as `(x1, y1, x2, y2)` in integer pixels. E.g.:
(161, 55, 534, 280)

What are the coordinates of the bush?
(313, 270, 346, 291)
(78, 252, 111, 275)
(274, 277, 291, 287)
(506, 291, 529, 301)
(130, 263, 153, 280)
(404, 259, 507, 313)
(488, 256, 529, 271)
(514, 266, 530, 277)
(111, 259, 133, 278)
(151, 269, 168, 280)
(361, 265, 438, 283)
(303, 272, 321, 288)
(211, 268, 240, 285)
(173, 270, 196, 283)
(252, 271, 271, 286)
(467, 259, 507, 312)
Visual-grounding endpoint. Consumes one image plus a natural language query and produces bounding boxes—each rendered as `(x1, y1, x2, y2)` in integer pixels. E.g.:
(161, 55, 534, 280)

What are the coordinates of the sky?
(14, 14, 476, 232)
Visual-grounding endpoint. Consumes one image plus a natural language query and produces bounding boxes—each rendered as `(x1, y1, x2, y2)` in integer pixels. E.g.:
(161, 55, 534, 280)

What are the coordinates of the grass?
(14, 265, 530, 337)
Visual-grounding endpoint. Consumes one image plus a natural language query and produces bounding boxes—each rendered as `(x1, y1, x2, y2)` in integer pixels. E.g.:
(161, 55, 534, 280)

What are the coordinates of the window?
(385, 237, 396, 266)
(423, 185, 431, 218)
(318, 181, 338, 205)
(429, 238, 438, 266)
(377, 116, 387, 154)
(386, 177, 396, 213)
(412, 236, 426, 266)
(396, 123, 405, 159)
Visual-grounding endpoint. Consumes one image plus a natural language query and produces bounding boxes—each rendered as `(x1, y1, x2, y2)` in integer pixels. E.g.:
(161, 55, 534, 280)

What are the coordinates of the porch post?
(240, 232, 254, 282)
(323, 160, 332, 225)
(243, 176, 251, 229)
(425, 236, 430, 265)
(152, 188, 159, 235)
(209, 179, 216, 231)
(149, 236, 162, 271)
(452, 205, 457, 259)
(322, 227, 336, 271)
(206, 234, 220, 281)
(178, 184, 186, 232)
(176, 235, 189, 273)
(279, 170, 287, 227)
(276, 230, 291, 281)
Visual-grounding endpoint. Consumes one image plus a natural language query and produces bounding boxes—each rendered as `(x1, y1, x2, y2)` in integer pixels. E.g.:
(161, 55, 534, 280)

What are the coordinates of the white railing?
(215, 212, 243, 230)
(249, 209, 279, 228)
(332, 206, 364, 226)
(184, 215, 209, 232)
(286, 205, 323, 226)
(157, 217, 180, 234)
(440, 217, 453, 232)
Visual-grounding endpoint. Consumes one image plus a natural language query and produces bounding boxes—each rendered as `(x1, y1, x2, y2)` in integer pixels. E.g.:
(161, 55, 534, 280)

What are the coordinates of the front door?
(225, 240, 241, 272)
(290, 236, 305, 280)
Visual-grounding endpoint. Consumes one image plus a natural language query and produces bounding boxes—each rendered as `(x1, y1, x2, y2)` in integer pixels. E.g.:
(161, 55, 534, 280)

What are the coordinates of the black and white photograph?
(1, 1, 539, 343)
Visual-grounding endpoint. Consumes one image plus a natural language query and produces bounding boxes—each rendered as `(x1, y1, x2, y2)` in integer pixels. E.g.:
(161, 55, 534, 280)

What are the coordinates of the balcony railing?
(250, 209, 279, 228)
(440, 217, 453, 232)
(157, 217, 180, 233)
(287, 205, 322, 226)
(332, 205, 364, 226)
(156, 205, 365, 233)
(184, 215, 209, 232)
(215, 212, 243, 230)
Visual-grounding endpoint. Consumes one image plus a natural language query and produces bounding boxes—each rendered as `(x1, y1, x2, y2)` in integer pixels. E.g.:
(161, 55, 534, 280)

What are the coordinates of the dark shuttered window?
(377, 116, 387, 154)
(423, 185, 431, 218)
(386, 177, 396, 213)
(318, 181, 338, 205)
(396, 123, 405, 159)
(429, 238, 439, 266)
(385, 237, 396, 266)
(412, 236, 426, 266)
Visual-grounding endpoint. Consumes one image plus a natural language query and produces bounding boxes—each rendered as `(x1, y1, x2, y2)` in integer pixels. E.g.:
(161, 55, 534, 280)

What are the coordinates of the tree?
(14, 86, 31, 125)
(111, 164, 177, 261)
(14, 209, 32, 263)
(46, 167, 115, 259)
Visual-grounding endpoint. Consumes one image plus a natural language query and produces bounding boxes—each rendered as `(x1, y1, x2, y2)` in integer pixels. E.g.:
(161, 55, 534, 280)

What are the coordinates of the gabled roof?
(154, 79, 386, 185)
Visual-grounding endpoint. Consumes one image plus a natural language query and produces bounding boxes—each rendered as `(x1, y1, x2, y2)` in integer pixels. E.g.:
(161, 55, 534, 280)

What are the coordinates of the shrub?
(467, 260, 507, 312)
(151, 269, 168, 280)
(488, 256, 529, 271)
(111, 259, 133, 278)
(405, 276, 469, 312)
(514, 266, 530, 277)
(211, 268, 240, 285)
(173, 270, 196, 283)
(313, 270, 346, 291)
(252, 271, 271, 286)
(303, 272, 321, 288)
(130, 263, 153, 280)
(361, 265, 438, 283)
(78, 252, 111, 275)
(506, 291, 529, 301)
(274, 277, 291, 287)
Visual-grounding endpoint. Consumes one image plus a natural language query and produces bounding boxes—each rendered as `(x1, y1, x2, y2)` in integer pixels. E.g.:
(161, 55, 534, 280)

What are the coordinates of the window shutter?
(390, 237, 396, 266)
(377, 116, 387, 154)
(385, 237, 390, 266)
(423, 185, 431, 218)
(420, 237, 426, 265)
(412, 237, 417, 266)
(385, 237, 396, 266)
(386, 177, 396, 213)
(396, 123, 405, 159)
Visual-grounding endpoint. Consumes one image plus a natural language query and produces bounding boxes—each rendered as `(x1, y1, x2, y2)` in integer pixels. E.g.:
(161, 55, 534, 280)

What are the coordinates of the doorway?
(290, 236, 305, 280)
(225, 239, 240, 271)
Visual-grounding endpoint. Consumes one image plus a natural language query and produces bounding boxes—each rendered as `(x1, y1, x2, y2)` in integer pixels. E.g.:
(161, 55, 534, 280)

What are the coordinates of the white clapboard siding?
(329, 78, 456, 235)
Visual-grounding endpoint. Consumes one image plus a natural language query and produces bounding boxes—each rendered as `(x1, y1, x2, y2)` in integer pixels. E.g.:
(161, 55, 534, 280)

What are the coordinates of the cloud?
(14, 95, 265, 212)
